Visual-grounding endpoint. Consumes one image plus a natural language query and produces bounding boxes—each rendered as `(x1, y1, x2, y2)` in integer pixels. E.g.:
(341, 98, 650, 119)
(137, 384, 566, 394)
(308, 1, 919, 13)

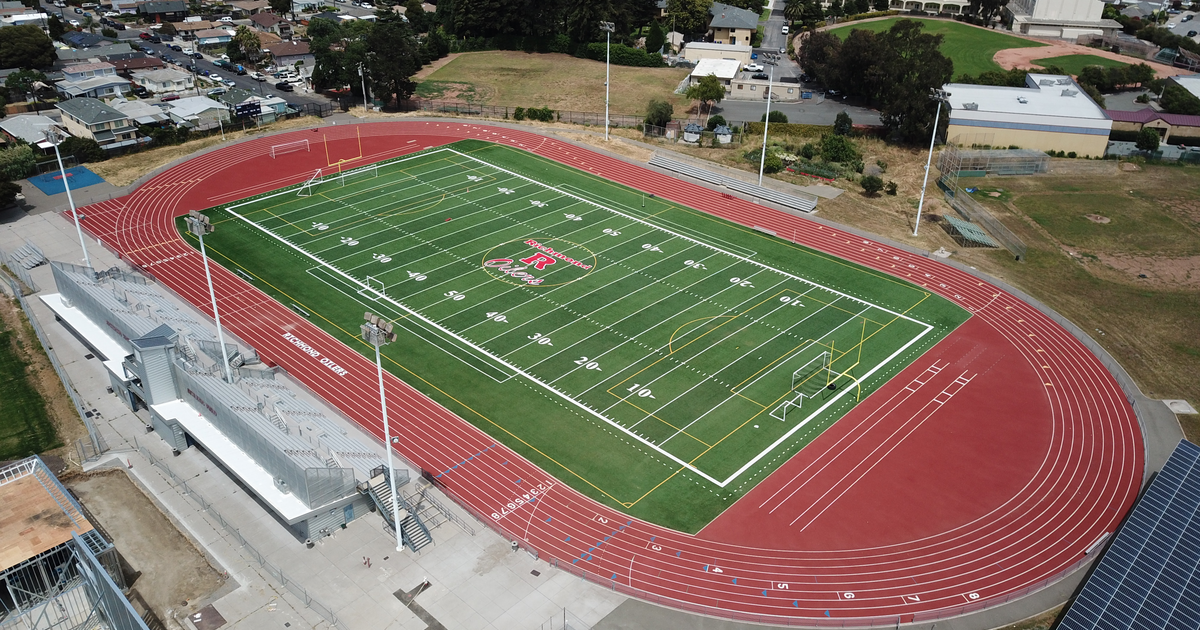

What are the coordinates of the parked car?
(235, 65, 247, 75)
(139, 30, 151, 39)
(148, 35, 161, 43)
(69, 19, 80, 26)
(208, 73, 222, 82)
(781, 25, 789, 34)
(1189, 30, 1199, 37)
(744, 63, 763, 72)
(160, 34, 174, 41)
(192, 52, 204, 59)
(109, 20, 125, 30)
(132, 86, 149, 97)
(170, 44, 183, 51)
(752, 72, 768, 80)
(275, 81, 294, 92)
(161, 93, 180, 101)
(207, 87, 227, 95)
(73, 6, 83, 13)
(103, 10, 119, 16)
(218, 16, 233, 22)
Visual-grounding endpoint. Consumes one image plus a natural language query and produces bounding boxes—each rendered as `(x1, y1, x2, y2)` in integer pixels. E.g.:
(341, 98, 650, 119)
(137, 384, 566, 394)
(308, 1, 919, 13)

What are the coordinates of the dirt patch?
(413, 52, 462, 80)
(88, 116, 323, 187)
(0, 291, 87, 468)
(1096, 252, 1200, 288)
(1121, 162, 1140, 172)
(66, 470, 225, 626)
(993, 42, 1183, 78)
(1085, 214, 1111, 223)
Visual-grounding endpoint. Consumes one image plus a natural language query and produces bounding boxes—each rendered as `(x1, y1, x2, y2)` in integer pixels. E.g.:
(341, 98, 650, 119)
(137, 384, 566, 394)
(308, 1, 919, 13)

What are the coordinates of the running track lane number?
(281, 332, 348, 377)
(489, 482, 552, 520)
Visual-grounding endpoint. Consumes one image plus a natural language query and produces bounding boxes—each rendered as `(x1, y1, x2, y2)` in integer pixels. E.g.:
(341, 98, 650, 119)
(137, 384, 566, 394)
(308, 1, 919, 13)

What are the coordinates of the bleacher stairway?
(365, 470, 433, 552)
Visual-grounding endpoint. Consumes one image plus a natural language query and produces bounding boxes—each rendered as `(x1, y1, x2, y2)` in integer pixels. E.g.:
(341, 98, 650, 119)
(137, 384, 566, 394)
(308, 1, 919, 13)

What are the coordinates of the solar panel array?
(1059, 440, 1200, 630)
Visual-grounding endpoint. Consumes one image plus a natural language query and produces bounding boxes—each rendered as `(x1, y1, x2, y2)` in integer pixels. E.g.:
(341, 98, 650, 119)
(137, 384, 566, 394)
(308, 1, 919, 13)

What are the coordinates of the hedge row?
(581, 42, 664, 68)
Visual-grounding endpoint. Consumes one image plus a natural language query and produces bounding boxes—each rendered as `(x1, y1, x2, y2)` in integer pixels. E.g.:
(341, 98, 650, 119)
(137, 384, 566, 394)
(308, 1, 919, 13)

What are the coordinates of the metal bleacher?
(944, 215, 1000, 248)
(647, 154, 818, 214)
(1058, 440, 1200, 630)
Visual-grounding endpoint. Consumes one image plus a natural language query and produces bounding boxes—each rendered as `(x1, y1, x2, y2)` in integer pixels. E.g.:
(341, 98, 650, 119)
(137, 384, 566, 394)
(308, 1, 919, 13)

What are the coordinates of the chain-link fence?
(944, 190, 1027, 261)
(137, 445, 345, 629)
(395, 99, 647, 128)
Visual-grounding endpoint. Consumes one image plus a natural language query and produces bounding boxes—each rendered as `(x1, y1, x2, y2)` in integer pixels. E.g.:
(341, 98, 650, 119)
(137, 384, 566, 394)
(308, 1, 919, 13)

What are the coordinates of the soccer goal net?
(297, 169, 323, 197)
(271, 139, 310, 158)
(335, 163, 379, 187)
(357, 275, 386, 301)
(771, 351, 832, 422)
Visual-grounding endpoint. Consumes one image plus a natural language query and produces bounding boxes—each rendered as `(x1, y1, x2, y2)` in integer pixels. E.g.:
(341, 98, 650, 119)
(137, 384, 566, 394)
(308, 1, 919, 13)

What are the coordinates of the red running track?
(74, 121, 1142, 625)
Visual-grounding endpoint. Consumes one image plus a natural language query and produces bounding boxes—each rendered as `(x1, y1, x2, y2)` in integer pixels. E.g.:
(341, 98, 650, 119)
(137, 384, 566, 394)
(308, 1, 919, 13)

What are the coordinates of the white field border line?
(446, 148, 930, 330)
(227, 150, 934, 487)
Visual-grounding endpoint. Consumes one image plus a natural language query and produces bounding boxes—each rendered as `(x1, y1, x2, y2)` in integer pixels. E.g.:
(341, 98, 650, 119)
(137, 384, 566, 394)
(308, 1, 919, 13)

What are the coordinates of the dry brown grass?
(997, 606, 1063, 630)
(420, 51, 692, 114)
(89, 116, 323, 187)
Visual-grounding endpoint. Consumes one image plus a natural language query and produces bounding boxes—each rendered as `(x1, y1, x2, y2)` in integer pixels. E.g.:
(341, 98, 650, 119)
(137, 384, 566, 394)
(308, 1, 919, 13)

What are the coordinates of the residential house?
(250, 11, 292, 38)
(256, 30, 282, 47)
(195, 28, 234, 45)
(1, 11, 48, 26)
(681, 41, 752, 65)
(1002, 0, 1120, 41)
(131, 68, 194, 93)
(167, 96, 230, 130)
(229, 0, 269, 16)
(656, 0, 668, 17)
(264, 40, 313, 69)
(139, 0, 188, 23)
(55, 62, 131, 99)
(111, 56, 166, 75)
(61, 32, 112, 49)
(56, 97, 140, 150)
(941, 74, 1112, 157)
(110, 98, 170, 125)
(0, 1, 35, 17)
(173, 20, 214, 40)
(708, 2, 758, 46)
(217, 88, 289, 122)
(0, 114, 60, 151)
(56, 43, 134, 62)
(689, 58, 740, 88)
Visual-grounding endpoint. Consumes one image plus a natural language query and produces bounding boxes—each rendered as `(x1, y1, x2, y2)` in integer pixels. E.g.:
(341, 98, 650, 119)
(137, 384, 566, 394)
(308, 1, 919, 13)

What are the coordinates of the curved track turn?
(75, 122, 1142, 625)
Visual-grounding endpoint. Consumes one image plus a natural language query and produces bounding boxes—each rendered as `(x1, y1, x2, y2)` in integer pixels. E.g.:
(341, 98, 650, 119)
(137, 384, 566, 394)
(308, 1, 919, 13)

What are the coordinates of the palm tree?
(783, 0, 804, 27)
(232, 25, 262, 63)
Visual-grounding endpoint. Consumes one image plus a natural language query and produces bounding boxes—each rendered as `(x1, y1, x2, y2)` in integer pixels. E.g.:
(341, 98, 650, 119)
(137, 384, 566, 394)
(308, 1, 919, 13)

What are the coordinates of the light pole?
(758, 66, 774, 185)
(600, 21, 615, 141)
(186, 211, 234, 384)
(362, 312, 403, 552)
(914, 89, 951, 237)
(359, 63, 369, 111)
(44, 127, 91, 269)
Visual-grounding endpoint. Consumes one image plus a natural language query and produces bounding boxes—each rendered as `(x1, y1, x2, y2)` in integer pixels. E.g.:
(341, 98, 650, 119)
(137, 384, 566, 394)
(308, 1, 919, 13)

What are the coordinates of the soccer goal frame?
(336, 162, 378, 187)
(271, 139, 310, 158)
(772, 351, 832, 422)
(357, 275, 386, 301)
(297, 169, 323, 197)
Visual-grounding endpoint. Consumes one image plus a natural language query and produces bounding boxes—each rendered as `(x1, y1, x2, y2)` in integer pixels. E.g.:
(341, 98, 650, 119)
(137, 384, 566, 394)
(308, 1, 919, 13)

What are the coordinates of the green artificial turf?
(828, 18, 1046, 77)
(185, 140, 969, 532)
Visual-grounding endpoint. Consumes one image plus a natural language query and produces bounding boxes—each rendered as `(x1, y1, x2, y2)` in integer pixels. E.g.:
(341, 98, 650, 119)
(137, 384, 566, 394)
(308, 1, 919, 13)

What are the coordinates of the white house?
(942, 74, 1112, 157)
(167, 96, 230, 130)
(131, 68, 194, 94)
(55, 62, 130, 100)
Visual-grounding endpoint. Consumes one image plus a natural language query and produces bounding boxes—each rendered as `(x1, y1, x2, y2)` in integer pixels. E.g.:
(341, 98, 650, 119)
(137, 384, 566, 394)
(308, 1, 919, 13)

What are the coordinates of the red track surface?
(76, 122, 1142, 625)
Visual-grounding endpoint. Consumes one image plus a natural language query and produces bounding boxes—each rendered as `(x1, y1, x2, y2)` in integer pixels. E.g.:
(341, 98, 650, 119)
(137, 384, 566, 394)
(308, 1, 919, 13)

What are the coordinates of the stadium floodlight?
(758, 66, 774, 186)
(600, 21, 615, 141)
(44, 127, 90, 270)
(186, 210, 234, 384)
(914, 88, 951, 237)
(362, 312, 403, 552)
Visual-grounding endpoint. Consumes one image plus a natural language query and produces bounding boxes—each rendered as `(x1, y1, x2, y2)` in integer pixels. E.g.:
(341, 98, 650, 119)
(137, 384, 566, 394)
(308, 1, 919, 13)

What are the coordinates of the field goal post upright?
(270, 139, 310, 158)
(297, 168, 322, 196)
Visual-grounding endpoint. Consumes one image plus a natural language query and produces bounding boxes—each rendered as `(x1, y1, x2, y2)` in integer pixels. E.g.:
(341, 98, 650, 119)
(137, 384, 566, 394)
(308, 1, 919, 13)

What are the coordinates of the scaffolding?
(936, 135, 1030, 261)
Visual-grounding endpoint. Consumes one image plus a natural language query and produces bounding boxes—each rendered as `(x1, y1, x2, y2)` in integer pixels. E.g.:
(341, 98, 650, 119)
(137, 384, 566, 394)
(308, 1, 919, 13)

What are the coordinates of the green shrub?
(819, 133, 860, 163)
(513, 106, 526, 121)
(860, 175, 883, 195)
(800, 143, 816, 159)
(1067, 151, 1077, 158)
(645, 99, 673, 128)
(763, 152, 783, 173)
(582, 42, 663, 67)
(524, 106, 554, 122)
(761, 110, 788, 123)
(885, 180, 897, 195)
(706, 114, 727, 131)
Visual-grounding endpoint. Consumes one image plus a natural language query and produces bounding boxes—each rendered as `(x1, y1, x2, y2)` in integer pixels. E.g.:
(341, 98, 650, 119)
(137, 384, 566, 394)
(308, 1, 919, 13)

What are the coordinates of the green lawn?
(0, 327, 61, 460)
(828, 18, 1046, 77)
(187, 140, 968, 533)
(1030, 54, 1129, 75)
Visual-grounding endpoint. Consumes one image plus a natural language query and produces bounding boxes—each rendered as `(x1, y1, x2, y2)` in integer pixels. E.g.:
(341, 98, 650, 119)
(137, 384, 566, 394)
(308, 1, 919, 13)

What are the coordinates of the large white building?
(1003, 0, 1121, 41)
(943, 74, 1112, 157)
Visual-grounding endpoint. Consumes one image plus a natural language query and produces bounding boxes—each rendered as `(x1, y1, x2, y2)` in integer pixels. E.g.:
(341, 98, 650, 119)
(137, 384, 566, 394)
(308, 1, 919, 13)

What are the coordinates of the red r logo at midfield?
(519, 253, 557, 271)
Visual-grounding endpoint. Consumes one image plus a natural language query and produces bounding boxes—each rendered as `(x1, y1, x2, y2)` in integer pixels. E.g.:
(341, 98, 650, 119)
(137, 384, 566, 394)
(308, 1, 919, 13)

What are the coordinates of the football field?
(192, 140, 969, 531)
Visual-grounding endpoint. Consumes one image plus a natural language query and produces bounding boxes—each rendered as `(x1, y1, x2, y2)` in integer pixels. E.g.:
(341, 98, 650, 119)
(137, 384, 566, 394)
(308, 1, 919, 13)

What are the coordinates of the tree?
(230, 25, 262, 63)
(645, 99, 674, 127)
(1124, 63, 1155, 88)
(848, 0, 870, 14)
(796, 30, 841, 86)
(102, 27, 117, 38)
(5, 69, 48, 102)
(1135, 127, 1160, 152)
(0, 181, 19, 207)
(820, 133, 860, 162)
(872, 0, 889, 10)
(0, 25, 56, 69)
(366, 8, 422, 106)
(860, 175, 883, 195)
(783, 0, 804, 25)
(706, 113, 726, 130)
(833, 110, 853, 135)
(826, 0, 844, 19)
(269, 0, 293, 20)
(966, 0, 1009, 21)
(646, 19, 665, 53)
(669, 0, 713, 35)
(47, 14, 66, 40)
(875, 20, 953, 143)
(763, 151, 783, 173)
(404, 0, 428, 32)
(761, 110, 788, 123)
(0, 145, 36, 181)
(159, 21, 177, 35)
(683, 73, 725, 120)
(800, 0, 824, 27)
(60, 137, 107, 163)
(1160, 83, 1200, 115)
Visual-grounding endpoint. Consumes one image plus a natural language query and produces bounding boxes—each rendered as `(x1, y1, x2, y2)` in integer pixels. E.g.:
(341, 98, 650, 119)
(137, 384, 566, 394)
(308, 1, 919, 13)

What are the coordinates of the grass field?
(0, 325, 60, 460)
(418, 51, 692, 114)
(828, 18, 1045, 77)
(189, 140, 967, 532)
(1031, 54, 1129, 75)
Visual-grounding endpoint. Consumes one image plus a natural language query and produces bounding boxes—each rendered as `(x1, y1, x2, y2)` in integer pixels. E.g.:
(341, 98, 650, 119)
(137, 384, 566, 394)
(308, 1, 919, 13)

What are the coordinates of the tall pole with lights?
(45, 127, 91, 270)
(758, 66, 774, 186)
(914, 88, 951, 237)
(186, 211, 234, 384)
(600, 21, 615, 141)
(362, 312, 403, 552)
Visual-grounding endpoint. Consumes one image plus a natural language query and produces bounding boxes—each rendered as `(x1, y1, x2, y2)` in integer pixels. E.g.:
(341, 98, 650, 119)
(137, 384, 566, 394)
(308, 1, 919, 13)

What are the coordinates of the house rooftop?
(1173, 74, 1200, 100)
(250, 11, 283, 26)
(0, 114, 58, 145)
(943, 74, 1109, 120)
(683, 41, 753, 53)
(264, 40, 310, 56)
(708, 1, 759, 30)
(690, 57, 741, 80)
(57, 97, 129, 124)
